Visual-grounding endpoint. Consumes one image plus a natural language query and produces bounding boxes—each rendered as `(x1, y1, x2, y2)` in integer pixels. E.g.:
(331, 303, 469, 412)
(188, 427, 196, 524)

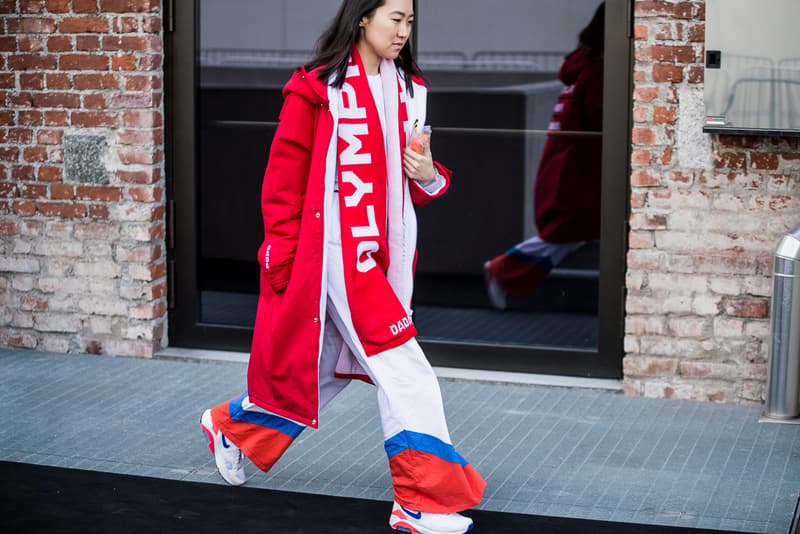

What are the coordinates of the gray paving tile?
(2, 348, 799, 533)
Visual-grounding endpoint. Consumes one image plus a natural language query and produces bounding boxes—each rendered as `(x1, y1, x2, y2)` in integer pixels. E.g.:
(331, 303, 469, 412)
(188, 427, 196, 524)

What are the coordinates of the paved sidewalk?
(1, 348, 798, 533)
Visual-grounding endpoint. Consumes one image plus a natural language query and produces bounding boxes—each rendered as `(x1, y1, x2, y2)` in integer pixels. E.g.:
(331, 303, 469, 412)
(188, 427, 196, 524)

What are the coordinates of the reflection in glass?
(195, 0, 606, 356)
(412, 1, 604, 350)
(196, 1, 337, 326)
(704, 0, 800, 132)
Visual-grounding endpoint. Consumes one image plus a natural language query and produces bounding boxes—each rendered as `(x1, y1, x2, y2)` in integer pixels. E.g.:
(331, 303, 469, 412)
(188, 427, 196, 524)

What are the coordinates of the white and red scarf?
(334, 47, 418, 356)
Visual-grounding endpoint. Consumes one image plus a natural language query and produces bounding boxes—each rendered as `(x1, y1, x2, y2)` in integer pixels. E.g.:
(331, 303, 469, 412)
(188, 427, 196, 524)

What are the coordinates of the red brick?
(0, 111, 14, 126)
(74, 0, 98, 12)
(46, 35, 72, 52)
(634, 86, 659, 102)
(634, 24, 648, 41)
(19, 36, 46, 53)
(714, 152, 746, 170)
(635, 1, 694, 19)
(117, 129, 155, 145)
(71, 111, 116, 128)
(128, 186, 162, 202)
(116, 169, 158, 184)
(20, 184, 48, 199)
(31, 92, 82, 108)
(13, 201, 37, 216)
(8, 54, 57, 70)
(111, 54, 137, 71)
(109, 92, 155, 109)
(100, 0, 159, 12)
(8, 128, 33, 144)
(631, 170, 662, 187)
(652, 63, 683, 83)
(38, 166, 63, 182)
(46, 73, 71, 89)
(0, 0, 11, 12)
(83, 93, 106, 109)
(21, 296, 49, 312)
(37, 129, 63, 145)
(76, 185, 122, 201)
(45, 0, 70, 12)
(73, 73, 119, 90)
(38, 201, 87, 218)
(138, 54, 160, 71)
(0, 36, 18, 52)
(103, 35, 161, 52)
(122, 110, 161, 128)
(141, 15, 160, 33)
(653, 106, 676, 124)
(0, 220, 18, 235)
(636, 45, 696, 64)
(632, 128, 657, 146)
(59, 16, 109, 33)
(76, 35, 101, 51)
(117, 147, 158, 165)
(687, 66, 704, 84)
(112, 16, 138, 33)
(726, 299, 769, 319)
(0, 146, 21, 161)
(59, 54, 109, 71)
(11, 165, 35, 180)
(50, 184, 75, 200)
(0, 73, 12, 89)
(750, 153, 780, 170)
(687, 23, 705, 42)
(24, 147, 49, 163)
(20, 0, 45, 13)
(89, 204, 109, 219)
(633, 107, 649, 123)
(6, 17, 57, 33)
(43, 110, 69, 126)
(124, 74, 160, 91)
(8, 92, 34, 108)
(0, 183, 19, 198)
(632, 149, 651, 166)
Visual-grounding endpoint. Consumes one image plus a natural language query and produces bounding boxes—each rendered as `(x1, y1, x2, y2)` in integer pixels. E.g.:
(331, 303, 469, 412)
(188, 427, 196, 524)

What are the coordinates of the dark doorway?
(166, 0, 632, 377)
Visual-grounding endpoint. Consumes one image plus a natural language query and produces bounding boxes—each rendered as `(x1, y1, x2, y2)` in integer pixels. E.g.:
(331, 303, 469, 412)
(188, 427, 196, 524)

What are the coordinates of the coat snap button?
(315, 212, 320, 218)
(313, 317, 319, 323)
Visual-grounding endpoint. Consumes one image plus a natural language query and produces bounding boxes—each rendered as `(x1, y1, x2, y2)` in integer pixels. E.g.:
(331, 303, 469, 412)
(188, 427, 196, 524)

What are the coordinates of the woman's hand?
(403, 143, 436, 184)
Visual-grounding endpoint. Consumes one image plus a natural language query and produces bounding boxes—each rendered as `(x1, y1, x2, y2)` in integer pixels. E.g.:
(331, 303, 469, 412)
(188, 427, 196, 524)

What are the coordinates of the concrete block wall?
(0, 0, 166, 357)
(624, 0, 800, 403)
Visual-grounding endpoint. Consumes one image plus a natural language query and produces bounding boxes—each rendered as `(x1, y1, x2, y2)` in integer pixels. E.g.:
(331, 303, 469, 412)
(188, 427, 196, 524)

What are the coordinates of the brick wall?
(0, 0, 166, 357)
(624, 0, 800, 403)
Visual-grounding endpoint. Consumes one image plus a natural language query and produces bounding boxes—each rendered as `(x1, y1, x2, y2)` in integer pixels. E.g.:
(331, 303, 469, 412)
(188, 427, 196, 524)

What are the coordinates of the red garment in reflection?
(534, 46, 604, 243)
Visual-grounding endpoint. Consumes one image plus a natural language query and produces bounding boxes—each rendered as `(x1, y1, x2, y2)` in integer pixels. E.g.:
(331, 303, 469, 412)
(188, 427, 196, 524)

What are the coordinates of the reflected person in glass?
(198, 1, 485, 533)
(484, 2, 605, 310)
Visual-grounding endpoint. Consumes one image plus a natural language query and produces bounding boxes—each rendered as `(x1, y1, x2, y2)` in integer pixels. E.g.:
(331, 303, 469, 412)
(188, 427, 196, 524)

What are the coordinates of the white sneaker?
(484, 261, 508, 311)
(199, 409, 246, 486)
(389, 501, 474, 533)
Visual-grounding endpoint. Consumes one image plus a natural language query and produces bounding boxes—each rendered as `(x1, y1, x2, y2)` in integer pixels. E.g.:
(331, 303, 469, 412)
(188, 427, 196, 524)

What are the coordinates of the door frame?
(165, 0, 633, 378)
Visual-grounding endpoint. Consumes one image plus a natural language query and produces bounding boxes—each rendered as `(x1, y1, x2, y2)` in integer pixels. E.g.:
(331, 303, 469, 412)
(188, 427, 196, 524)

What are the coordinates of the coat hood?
(558, 47, 602, 86)
(283, 66, 329, 106)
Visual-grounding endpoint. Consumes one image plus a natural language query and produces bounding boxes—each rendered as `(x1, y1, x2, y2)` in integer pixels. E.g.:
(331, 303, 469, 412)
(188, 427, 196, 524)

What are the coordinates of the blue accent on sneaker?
(507, 247, 554, 270)
(384, 430, 469, 466)
(228, 391, 304, 438)
(400, 506, 422, 520)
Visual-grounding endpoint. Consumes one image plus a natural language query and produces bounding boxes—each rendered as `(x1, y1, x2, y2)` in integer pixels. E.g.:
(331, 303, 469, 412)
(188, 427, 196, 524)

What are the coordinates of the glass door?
(167, 0, 631, 377)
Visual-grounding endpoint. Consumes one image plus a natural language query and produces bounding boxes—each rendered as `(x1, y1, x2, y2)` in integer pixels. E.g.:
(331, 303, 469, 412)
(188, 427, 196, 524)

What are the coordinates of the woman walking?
(199, 1, 485, 532)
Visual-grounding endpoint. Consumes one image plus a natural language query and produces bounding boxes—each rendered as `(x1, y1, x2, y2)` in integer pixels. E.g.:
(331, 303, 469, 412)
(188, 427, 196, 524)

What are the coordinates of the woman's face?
(358, 0, 414, 63)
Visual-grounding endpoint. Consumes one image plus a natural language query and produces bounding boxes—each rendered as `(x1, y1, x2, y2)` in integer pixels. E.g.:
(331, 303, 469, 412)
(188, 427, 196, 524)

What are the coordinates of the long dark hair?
(578, 1, 605, 51)
(305, 0, 423, 95)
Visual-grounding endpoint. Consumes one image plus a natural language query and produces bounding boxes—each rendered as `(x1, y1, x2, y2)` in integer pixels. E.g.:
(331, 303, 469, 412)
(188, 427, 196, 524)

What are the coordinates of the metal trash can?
(763, 225, 800, 421)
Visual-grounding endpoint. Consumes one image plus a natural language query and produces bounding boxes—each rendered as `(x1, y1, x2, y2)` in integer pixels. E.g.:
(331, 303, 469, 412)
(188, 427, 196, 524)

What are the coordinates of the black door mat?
(0, 461, 744, 534)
